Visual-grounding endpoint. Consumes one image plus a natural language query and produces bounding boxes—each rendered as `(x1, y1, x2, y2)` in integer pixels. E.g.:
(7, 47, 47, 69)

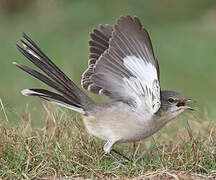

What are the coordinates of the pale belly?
(82, 111, 163, 143)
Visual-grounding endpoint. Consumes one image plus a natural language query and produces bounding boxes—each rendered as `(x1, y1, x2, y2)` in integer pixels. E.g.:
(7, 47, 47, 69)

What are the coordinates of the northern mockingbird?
(13, 16, 195, 163)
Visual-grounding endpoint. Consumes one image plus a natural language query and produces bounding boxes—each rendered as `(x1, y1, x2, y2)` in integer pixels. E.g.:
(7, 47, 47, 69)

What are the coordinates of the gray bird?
(13, 16, 195, 162)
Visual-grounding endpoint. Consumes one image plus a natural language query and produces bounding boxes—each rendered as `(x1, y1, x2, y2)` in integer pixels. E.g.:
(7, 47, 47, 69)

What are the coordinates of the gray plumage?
(82, 24, 113, 96)
(14, 16, 195, 163)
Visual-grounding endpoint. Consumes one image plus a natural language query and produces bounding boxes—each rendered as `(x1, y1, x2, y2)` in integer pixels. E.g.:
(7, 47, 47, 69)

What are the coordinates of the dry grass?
(0, 101, 216, 179)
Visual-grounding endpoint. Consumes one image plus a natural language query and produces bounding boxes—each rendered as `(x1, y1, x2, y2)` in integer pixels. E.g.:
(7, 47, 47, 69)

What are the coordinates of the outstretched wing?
(82, 16, 161, 114)
(81, 24, 113, 96)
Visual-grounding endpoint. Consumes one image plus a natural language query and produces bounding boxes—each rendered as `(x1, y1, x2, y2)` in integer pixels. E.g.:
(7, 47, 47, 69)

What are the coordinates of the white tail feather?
(21, 89, 85, 114)
(50, 100, 85, 114)
(22, 43, 40, 59)
(21, 89, 43, 96)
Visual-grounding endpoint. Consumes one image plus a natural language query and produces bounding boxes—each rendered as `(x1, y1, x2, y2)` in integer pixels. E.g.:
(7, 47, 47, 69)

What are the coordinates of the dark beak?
(183, 99, 196, 103)
(183, 98, 196, 111)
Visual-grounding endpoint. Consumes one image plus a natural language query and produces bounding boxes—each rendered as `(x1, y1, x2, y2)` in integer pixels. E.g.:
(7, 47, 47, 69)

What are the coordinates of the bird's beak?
(183, 99, 196, 111)
(177, 99, 196, 111)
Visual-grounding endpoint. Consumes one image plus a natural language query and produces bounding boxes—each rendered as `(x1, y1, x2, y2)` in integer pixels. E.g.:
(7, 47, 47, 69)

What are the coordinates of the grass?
(0, 100, 216, 179)
(1, 1, 216, 179)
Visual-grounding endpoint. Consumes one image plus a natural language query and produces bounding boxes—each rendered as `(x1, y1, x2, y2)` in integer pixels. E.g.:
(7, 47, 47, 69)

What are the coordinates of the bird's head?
(159, 90, 195, 120)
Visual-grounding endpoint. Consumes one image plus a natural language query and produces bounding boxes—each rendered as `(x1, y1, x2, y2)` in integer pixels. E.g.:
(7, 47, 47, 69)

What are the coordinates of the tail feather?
(22, 89, 85, 114)
(19, 38, 71, 90)
(13, 62, 80, 105)
(16, 44, 81, 103)
(14, 33, 93, 113)
(21, 32, 84, 95)
(14, 46, 80, 103)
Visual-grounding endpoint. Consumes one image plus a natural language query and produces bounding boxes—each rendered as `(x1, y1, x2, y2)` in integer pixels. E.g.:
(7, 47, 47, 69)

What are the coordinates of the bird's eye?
(168, 98, 175, 103)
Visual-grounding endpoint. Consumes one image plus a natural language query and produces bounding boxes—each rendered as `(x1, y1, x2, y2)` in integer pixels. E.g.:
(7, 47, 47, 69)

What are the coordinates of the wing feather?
(83, 16, 161, 114)
(81, 24, 113, 96)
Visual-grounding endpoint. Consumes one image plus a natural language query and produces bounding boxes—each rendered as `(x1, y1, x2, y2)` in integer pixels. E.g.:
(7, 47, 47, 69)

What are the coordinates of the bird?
(13, 16, 195, 163)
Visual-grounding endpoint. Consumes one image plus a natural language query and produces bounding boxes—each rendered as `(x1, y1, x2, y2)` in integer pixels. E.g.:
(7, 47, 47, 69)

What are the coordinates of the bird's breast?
(82, 108, 165, 142)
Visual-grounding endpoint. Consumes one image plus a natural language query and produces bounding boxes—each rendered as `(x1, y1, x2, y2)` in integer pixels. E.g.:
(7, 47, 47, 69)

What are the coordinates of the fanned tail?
(14, 33, 92, 114)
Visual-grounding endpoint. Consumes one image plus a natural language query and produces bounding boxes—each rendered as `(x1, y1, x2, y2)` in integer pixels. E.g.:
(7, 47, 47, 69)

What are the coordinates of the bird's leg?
(103, 140, 130, 163)
(111, 149, 130, 162)
(108, 151, 122, 163)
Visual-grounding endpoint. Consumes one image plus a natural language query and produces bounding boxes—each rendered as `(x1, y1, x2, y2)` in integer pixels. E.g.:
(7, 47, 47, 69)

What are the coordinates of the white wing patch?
(123, 55, 160, 114)
(123, 55, 157, 85)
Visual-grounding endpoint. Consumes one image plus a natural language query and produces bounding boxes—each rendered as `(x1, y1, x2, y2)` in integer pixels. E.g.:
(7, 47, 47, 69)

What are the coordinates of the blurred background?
(0, 0, 216, 126)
